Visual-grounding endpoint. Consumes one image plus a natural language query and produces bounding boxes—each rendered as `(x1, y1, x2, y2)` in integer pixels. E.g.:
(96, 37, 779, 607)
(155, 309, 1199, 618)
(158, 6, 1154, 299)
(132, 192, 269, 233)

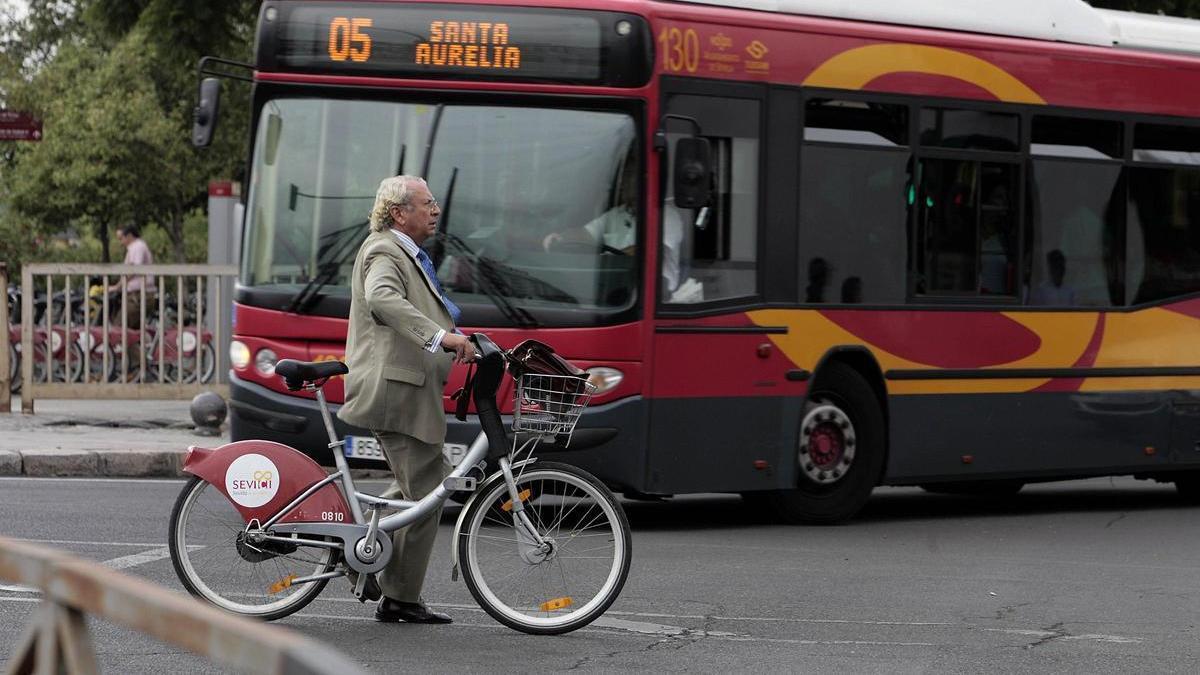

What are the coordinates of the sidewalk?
(0, 397, 225, 477)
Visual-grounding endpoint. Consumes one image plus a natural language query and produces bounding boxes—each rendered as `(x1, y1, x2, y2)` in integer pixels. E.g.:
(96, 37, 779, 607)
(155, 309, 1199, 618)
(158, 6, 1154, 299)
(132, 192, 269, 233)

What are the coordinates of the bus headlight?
(230, 341, 251, 370)
(585, 367, 623, 395)
(255, 348, 279, 376)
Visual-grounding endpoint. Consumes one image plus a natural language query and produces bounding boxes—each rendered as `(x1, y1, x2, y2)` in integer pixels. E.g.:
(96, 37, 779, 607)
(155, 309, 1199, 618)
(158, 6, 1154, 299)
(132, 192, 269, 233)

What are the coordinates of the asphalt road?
(2, 476, 1199, 673)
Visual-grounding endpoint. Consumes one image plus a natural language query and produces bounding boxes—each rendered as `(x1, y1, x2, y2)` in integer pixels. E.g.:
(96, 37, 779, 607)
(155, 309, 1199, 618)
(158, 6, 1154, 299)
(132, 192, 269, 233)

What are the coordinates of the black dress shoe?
(374, 597, 453, 624)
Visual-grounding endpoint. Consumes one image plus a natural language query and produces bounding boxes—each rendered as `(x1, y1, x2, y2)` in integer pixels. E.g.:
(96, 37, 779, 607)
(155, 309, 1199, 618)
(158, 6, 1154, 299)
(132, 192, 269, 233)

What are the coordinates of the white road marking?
(13, 537, 169, 548)
(0, 584, 37, 594)
(300, 597, 1144, 645)
(0, 594, 1147, 647)
(100, 546, 174, 570)
(984, 628, 1141, 644)
(591, 616, 686, 635)
(315, 596, 956, 627)
(288, 612, 934, 646)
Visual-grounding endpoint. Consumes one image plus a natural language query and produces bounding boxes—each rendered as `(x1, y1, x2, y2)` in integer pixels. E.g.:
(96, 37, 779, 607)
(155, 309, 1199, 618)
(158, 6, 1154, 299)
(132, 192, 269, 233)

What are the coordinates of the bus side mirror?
(673, 137, 711, 209)
(192, 77, 221, 148)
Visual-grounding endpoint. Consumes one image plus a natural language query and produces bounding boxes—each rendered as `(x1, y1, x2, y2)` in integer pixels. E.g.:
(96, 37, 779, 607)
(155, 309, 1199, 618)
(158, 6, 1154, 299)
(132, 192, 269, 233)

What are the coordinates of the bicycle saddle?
(274, 359, 349, 390)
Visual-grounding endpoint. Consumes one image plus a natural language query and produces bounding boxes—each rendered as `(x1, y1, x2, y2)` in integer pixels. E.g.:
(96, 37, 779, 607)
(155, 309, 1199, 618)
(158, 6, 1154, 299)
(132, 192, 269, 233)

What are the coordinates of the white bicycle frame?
(243, 385, 546, 595)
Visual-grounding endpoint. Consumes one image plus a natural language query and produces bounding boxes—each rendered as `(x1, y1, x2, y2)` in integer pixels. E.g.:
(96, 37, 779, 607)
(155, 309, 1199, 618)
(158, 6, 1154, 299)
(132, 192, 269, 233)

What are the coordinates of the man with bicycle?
(338, 175, 475, 624)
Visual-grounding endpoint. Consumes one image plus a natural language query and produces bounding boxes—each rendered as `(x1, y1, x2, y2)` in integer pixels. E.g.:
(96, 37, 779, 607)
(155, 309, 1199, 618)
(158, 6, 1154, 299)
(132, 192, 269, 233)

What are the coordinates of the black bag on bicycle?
(505, 339, 587, 382)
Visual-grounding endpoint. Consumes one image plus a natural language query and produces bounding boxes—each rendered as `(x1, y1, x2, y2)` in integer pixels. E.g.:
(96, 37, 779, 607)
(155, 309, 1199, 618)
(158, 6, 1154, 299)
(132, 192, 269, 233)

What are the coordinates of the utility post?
(207, 181, 241, 384)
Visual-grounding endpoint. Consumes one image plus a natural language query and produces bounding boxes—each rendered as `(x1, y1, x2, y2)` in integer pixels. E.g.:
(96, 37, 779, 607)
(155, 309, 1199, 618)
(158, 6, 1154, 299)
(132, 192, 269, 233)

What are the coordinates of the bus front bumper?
(227, 371, 647, 490)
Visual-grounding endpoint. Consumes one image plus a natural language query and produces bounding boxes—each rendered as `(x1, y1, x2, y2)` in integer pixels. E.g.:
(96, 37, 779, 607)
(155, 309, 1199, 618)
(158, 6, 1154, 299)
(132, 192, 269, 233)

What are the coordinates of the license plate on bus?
(344, 435, 384, 461)
(344, 435, 468, 467)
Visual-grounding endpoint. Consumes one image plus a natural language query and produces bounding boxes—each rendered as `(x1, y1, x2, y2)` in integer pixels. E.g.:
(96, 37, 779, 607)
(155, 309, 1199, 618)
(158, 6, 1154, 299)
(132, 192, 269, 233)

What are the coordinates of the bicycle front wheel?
(168, 476, 337, 621)
(459, 462, 631, 635)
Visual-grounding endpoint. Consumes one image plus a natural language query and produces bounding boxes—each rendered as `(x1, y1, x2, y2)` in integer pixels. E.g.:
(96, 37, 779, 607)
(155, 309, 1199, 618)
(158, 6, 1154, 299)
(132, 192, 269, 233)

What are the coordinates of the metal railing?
(0, 535, 365, 674)
(15, 263, 238, 413)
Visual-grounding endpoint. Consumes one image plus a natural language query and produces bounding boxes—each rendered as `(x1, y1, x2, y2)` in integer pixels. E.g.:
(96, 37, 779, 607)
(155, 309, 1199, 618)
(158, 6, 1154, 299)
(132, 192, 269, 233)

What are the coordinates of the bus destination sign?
(259, 2, 650, 86)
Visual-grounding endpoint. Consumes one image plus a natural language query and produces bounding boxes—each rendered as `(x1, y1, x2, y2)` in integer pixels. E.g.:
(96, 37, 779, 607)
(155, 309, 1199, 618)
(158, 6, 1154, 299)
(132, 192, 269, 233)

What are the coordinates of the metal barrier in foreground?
(18, 263, 238, 413)
(0, 535, 365, 675)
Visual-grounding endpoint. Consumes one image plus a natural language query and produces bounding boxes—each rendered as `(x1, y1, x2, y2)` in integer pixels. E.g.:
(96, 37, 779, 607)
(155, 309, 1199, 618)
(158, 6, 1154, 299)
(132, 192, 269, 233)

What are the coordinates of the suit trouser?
(372, 430, 448, 603)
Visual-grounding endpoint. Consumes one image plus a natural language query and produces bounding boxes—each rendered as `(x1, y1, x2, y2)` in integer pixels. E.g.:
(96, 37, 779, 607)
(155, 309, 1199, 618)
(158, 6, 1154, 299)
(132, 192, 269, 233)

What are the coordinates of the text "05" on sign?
(328, 17, 373, 62)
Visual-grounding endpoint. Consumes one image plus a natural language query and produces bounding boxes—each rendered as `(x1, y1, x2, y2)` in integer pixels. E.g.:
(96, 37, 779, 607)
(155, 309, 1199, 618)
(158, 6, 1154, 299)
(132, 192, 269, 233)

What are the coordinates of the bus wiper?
(437, 232, 539, 328)
(285, 221, 367, 314)
(428, 165, 536, 327)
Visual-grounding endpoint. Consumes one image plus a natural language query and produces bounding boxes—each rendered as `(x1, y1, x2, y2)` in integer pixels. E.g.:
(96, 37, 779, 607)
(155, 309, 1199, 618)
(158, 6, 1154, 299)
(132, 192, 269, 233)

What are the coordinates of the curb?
(1, 448, 393, 479)
(11, 449, 187, 478)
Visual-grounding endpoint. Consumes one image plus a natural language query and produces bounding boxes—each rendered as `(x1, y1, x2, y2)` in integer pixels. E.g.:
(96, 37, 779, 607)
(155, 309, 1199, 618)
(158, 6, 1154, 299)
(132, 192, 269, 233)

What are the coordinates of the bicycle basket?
(512, 372, 596, 440)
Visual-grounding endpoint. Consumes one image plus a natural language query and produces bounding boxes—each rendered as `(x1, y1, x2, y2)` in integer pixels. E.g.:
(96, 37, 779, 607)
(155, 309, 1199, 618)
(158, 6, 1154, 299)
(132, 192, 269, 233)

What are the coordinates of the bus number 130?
(658, 27, 699, 74)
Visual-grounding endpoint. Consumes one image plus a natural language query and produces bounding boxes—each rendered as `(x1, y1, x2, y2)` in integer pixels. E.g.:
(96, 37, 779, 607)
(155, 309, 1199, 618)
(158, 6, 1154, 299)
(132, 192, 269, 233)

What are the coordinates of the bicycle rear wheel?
(458, 462, 631, 635)
(168, 476, 337, 621)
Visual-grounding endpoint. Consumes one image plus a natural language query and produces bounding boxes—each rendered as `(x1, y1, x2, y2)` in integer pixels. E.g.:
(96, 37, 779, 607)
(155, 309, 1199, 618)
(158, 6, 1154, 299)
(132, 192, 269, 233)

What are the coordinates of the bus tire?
(1173, 473, 1200, 503)
(766, 361, 885, 524)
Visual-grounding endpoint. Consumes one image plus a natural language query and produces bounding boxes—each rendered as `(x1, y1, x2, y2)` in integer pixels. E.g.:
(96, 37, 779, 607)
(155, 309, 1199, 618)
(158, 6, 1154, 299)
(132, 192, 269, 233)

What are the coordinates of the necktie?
(416, 248, 462, 325)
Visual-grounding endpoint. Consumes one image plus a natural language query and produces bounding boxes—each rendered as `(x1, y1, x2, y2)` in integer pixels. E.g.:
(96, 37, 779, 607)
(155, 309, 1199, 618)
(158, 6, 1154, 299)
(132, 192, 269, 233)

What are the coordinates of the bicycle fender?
(182, 440, 351, 525)
(449, 457, 538, 581)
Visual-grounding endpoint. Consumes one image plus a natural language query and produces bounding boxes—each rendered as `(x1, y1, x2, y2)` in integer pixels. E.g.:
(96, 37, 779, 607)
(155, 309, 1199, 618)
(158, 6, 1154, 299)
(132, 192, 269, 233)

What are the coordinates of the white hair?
(368, 175, 426, 232)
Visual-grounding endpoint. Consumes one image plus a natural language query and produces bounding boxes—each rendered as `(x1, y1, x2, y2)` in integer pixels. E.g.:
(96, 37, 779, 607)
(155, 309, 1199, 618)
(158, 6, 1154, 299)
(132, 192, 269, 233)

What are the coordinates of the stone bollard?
(190, 391, 227, 437)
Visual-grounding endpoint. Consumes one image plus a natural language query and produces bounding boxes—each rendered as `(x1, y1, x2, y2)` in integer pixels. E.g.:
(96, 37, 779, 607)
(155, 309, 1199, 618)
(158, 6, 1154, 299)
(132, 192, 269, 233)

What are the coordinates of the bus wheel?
(766, 362, 884, 524)
(1173, 473, 1200, 503)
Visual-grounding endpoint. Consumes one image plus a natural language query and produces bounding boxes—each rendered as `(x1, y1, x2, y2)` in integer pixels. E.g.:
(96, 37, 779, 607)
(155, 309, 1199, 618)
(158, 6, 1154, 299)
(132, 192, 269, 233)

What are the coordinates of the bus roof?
(668, 0, 1200, 57)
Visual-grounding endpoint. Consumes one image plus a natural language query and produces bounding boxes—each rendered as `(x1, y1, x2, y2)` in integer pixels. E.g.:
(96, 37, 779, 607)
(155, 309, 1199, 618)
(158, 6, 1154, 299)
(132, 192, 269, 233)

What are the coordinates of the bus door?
(646, 80, 794, 495)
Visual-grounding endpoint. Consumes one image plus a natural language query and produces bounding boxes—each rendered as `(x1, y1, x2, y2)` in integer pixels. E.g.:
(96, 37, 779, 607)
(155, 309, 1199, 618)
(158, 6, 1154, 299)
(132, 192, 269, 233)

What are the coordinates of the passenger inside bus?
(1028, 249, 1077, 305)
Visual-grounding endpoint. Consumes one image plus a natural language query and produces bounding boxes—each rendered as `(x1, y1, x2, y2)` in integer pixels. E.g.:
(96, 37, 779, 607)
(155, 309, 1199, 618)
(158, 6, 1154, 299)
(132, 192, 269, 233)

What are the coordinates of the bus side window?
(662, 94, 761, 306)
(663, 135, 759, 304)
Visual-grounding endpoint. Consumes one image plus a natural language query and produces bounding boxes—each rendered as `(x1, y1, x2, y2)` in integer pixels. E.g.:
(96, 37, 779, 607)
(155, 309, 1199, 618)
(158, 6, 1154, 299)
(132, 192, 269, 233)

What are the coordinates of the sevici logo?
(225, 454, 280, 508)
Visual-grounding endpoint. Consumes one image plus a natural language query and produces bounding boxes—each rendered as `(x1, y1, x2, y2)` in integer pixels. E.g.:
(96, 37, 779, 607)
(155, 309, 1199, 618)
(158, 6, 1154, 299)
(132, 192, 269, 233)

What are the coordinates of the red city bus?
(204, 0, 1200, 522)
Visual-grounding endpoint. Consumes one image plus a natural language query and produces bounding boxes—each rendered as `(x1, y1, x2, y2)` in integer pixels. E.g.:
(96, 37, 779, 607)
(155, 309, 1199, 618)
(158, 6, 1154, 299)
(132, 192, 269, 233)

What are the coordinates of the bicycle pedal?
(442, 475, 477, 492)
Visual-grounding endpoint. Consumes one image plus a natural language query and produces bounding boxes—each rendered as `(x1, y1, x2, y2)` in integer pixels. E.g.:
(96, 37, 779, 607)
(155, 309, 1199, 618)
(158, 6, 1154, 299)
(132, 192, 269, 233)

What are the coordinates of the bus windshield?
(242, 98, 641, 326)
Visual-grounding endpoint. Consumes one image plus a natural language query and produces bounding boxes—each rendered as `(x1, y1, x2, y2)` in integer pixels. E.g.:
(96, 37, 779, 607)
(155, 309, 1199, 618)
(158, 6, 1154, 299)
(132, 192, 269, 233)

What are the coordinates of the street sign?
(0, 110, 42, 141)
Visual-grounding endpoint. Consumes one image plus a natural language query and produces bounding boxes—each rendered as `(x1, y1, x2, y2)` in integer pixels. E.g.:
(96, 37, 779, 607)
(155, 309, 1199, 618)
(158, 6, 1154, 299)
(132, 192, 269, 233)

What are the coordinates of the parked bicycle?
(167, 334, 631, 634)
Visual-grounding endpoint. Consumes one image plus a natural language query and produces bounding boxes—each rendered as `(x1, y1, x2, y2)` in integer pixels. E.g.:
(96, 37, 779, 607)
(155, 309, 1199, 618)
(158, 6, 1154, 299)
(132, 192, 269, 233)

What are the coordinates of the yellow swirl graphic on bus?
(803, 44, 1045, 104)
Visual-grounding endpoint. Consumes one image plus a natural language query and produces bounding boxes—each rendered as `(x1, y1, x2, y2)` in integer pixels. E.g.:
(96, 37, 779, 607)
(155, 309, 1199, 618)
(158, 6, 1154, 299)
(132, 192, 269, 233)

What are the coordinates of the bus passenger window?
(915, 159, 1019, 297)
(799, 98, 910, 305)
(1028, 116, 1124, 307)
(1128, 167, 1200, 304)
(920, 108, 1019, 152)
(1128, 123, 1200, 304)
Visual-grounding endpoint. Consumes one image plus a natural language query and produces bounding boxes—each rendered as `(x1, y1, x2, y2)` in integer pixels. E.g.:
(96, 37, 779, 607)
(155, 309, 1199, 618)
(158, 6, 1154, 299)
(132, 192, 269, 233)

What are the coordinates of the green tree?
(4, 34, 179, 262)
(1, 0, 258, 266)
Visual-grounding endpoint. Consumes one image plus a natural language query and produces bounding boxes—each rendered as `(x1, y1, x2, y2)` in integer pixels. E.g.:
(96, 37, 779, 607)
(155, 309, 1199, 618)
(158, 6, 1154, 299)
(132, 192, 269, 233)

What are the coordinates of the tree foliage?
(0, 0, 259, 268)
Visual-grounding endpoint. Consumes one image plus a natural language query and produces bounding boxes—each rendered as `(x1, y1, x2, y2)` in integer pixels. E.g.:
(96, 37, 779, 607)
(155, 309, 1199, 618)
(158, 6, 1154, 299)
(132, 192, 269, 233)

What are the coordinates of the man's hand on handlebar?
(441, 332, 476, 364)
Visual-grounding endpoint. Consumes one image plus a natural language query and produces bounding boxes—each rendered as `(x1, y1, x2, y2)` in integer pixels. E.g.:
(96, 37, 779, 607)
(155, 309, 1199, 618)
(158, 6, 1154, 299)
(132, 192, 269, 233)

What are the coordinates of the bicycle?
(167, 333, 631, 635)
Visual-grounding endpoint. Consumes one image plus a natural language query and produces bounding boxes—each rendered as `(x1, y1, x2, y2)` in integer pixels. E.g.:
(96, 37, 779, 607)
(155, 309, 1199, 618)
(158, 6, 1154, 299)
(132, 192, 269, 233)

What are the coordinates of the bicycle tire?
(458, 462, 631, 635)
(168, 476, 336, 621)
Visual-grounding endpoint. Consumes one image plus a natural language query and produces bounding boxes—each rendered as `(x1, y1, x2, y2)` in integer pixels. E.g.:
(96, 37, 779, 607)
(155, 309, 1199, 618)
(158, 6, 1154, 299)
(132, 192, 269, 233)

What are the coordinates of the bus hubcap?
(798, 403, 856, 485)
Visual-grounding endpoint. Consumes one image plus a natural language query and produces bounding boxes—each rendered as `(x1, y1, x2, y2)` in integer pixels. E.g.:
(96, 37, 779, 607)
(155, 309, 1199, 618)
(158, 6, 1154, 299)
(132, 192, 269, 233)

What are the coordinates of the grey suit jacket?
(337, 230, 455, 444)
